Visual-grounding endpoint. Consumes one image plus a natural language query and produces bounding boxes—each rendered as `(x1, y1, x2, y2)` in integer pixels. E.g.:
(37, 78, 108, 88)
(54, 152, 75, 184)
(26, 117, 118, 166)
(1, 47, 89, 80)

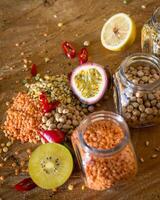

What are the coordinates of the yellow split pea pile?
(3, 92, 42, 143)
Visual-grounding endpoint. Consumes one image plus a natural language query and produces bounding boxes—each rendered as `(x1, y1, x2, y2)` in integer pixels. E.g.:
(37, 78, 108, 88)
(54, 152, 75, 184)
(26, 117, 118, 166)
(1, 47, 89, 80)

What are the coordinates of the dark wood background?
(0, 0, 160, 199)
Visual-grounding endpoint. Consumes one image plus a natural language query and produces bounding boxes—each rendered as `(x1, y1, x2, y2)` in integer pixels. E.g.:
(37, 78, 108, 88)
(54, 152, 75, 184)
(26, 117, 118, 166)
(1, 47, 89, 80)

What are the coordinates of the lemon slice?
(101, 13, 136, 51)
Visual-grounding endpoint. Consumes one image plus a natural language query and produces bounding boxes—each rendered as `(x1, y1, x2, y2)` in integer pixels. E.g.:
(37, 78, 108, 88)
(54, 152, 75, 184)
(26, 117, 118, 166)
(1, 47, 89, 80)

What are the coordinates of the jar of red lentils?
(113, 53, 160, 128)
(71, 111, 137, 191)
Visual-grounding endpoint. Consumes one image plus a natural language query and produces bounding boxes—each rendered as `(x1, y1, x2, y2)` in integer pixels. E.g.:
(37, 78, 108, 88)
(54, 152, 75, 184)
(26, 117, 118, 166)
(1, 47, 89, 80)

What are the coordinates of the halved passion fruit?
(71, 63, 108, 104)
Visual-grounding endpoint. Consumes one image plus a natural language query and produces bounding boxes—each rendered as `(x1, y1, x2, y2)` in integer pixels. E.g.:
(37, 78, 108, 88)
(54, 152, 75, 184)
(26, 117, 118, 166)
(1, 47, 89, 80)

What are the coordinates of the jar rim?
(120, 53, 160, 90)
(77, 111, 130, 156)
(152, 7, 160, 31)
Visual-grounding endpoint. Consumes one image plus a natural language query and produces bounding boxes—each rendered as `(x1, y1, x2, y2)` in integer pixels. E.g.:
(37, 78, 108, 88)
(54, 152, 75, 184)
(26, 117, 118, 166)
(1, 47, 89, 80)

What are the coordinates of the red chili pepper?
(14, 178, 37, 192)
(43, 101, 59, 113)
(78, 48, 88, 64)
(40, 92, 48, 103)
(39, 92, 60, 113)
(31, 64, 37, 76)
(39, 129, 65, 143)
(62, 41, 76, 59)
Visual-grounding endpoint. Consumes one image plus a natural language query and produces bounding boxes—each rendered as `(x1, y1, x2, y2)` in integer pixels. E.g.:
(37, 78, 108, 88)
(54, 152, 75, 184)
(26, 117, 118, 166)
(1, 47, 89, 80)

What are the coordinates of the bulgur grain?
(0, 176, 4, 181)
(140, 157, 144, 163)
(145, 141, 149, 147)
(151, 154, 158, 159)
(0, 163, 4, 167)
(81, 185, 85, 190)
(155, 146, 160, 152)
(68, 184, 74, 190)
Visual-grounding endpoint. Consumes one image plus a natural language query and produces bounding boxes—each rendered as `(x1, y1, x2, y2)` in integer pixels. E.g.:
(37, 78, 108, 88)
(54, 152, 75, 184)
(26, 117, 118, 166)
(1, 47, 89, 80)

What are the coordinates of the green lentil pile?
(26, 74, 76, 104)
(25, 74, 95, 136)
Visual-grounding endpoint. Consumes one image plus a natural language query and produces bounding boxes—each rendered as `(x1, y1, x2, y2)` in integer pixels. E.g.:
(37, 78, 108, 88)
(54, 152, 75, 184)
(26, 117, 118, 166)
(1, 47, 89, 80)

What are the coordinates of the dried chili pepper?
(39, 129, 65, 143)
(62, 41, 76, 59)
(40, 92, 48, 104)
(31, 64, 37, 76)
(43, 101, 59, 113)
(14, 178, 37, 192)
(39, 92, 60, 113)
(78, 48, 88, 64)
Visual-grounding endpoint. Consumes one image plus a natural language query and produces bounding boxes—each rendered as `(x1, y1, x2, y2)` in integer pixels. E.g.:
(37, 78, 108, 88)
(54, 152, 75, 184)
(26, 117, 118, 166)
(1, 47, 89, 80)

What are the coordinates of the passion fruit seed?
(74, 68, 102, 98)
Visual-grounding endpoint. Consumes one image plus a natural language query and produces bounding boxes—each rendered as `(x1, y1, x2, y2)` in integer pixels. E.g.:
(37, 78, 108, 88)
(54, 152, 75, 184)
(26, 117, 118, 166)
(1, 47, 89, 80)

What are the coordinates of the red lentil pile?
(81, 120, 137, 190)
(3, 92, 42, 143)
(84, 120, 124, 149)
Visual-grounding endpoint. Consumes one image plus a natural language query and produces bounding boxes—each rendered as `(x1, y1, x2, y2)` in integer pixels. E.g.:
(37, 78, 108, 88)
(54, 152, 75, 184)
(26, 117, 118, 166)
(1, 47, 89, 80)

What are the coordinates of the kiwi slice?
(28, 143, 73, 189)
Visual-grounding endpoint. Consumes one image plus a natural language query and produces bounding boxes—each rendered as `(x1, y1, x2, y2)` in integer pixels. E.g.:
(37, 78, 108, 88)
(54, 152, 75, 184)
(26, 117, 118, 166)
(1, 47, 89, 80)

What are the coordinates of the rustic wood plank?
(0, 0, 160, 199)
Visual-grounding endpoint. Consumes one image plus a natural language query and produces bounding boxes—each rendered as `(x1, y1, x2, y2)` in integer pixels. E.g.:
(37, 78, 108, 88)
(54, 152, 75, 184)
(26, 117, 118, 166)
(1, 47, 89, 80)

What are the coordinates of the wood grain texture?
(0, 0, 160, 199)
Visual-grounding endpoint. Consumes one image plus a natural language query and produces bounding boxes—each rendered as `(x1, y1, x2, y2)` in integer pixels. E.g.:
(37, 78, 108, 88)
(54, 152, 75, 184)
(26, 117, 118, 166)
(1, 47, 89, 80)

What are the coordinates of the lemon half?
(101, 13, 136, 51)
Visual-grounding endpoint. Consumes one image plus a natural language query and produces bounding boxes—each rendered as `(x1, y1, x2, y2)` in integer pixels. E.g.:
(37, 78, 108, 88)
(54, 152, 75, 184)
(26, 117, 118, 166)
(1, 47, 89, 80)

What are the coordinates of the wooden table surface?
(0, 0, 160, 199)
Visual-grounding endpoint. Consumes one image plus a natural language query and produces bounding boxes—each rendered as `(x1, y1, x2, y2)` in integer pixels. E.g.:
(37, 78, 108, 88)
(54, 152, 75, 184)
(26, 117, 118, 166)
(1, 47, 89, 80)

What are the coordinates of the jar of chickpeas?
(71, 111, 137, 191)
(113, 53, 160, 128)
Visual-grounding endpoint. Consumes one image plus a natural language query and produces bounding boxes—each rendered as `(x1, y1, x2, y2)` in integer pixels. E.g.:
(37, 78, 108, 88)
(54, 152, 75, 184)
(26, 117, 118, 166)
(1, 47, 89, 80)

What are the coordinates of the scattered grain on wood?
(15, 151, 19, 155)
(26, 149, 32, 154)
(83, 41, 90, 46)
(1, 143, 5, 147)
(0, 176, 4, 181)
(154, 147, 160, 152)
(15, 43, 19, 47)
(81, 185, 85, 190)
(141, 5, 146, 9)
(11, 162, 16, 167)
(0, 163, 4, 167)
(151, 154, 158, 159)
(15, 169, 19, 176)
(140, 157, 144, 163)
(145, 141, 149, 147)
(68, 184, 74, 191)
(58, 22, 63, 27)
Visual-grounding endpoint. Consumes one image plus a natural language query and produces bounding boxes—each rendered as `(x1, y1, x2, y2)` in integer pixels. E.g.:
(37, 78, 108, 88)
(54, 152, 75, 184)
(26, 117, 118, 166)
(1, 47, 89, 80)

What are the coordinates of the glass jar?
(71, 111, 137, 191)
(141, 7, 160, 56)
(113, 53, 160, 128)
